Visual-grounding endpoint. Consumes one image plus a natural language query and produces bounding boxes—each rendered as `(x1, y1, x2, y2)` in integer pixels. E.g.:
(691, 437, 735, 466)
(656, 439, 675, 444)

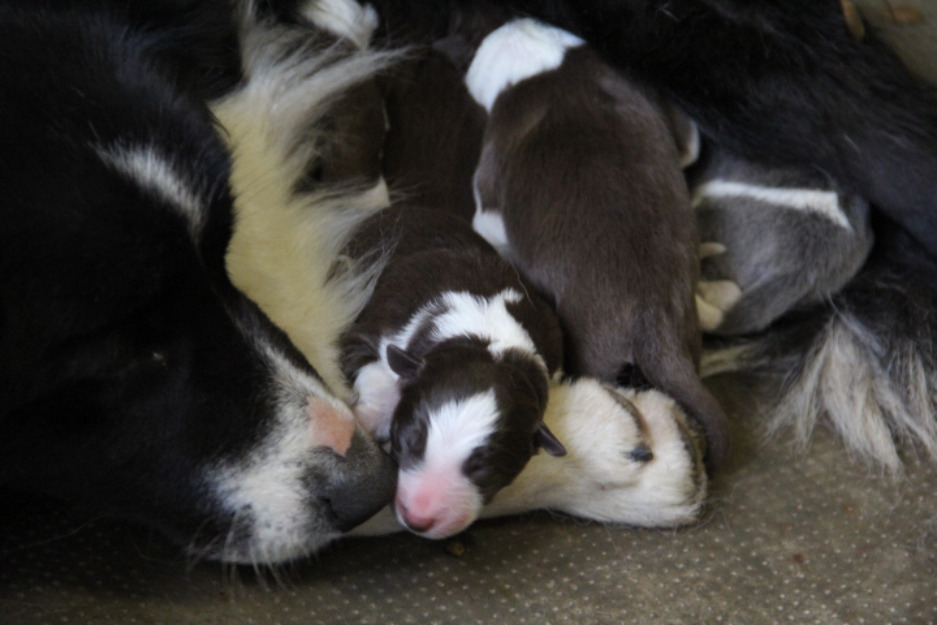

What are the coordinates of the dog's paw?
(696, 280, 742, 331)
(696, 241, 742, 331)
(486, 378, 708, 527)
(351, 360, 399, 440)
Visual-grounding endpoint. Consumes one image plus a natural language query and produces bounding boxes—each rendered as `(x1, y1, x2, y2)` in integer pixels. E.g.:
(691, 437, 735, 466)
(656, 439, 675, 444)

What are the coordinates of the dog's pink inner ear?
(306, 398, 356, 457)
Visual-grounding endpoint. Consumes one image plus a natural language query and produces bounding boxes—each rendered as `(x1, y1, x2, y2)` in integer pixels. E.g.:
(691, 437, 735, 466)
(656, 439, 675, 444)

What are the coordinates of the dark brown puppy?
(468, 19, 728, 466)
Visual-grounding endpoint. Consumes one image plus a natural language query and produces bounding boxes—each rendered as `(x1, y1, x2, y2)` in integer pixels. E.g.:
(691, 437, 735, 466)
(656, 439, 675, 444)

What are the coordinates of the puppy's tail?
(702, 220, 937, 473)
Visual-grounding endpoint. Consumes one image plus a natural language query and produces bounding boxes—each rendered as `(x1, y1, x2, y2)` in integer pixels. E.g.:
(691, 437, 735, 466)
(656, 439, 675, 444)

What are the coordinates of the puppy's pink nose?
(397, 502, 437, 534)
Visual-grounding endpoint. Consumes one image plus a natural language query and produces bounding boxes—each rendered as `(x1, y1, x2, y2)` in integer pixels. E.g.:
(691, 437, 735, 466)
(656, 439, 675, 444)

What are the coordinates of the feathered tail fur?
(702, 219, 937, 473)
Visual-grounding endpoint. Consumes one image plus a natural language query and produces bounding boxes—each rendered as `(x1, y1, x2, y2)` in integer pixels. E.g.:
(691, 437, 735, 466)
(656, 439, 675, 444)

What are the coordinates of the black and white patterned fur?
(691, 143, 874, 335)
(340, 205, 568, 539)
(466, 18, 729, 468)
(0, 0, 397, 565)
(10, 0, 937, 566)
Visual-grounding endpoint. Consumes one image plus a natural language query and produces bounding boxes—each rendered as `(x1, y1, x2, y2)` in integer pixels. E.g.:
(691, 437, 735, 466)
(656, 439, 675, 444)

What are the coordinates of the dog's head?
(0, 5, 395, 564)
(385, 342, 564, 538)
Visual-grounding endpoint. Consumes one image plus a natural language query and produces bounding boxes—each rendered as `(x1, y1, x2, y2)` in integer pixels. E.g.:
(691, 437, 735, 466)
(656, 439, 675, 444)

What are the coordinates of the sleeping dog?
(466, 18, 729, 468)
(0, 0, 396, 565)
(0, 0, 708, 567)
(340, 205, 567, 539)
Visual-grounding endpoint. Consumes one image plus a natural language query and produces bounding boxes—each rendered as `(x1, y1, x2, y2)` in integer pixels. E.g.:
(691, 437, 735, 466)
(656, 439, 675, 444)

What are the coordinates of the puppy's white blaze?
(96, 144, 205, 236)
(472, 207, 510, 256)
(434, 290, 540, 360)
(466, 18, 584, 112)
(396, 390, 499, 536)
(693, 180, 851, 230)
(425, 389, 501, 470)
(301, 0, 379, 49)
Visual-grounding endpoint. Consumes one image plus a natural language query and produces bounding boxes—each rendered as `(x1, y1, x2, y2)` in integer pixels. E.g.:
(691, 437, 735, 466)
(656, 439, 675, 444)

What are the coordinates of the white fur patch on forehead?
(466, 17, 584, 112)
(693, 180, 851, 230)
(96, 143, 206, 237)
(421, 389, 501, 472)
(300, 0, 379, 49)
(382, 289, 541, 365)
(434, 289, 539, 359)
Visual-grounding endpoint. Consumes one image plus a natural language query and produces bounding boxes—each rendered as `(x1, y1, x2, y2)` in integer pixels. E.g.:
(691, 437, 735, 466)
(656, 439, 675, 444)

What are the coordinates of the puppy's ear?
(533, 422, 566, 457)
(386, 344, 424, 380)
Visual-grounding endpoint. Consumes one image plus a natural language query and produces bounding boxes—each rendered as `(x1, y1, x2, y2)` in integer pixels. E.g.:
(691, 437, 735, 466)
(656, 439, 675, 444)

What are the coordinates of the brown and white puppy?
(467, 18, 729, 467)
(340, 205, 567, 539)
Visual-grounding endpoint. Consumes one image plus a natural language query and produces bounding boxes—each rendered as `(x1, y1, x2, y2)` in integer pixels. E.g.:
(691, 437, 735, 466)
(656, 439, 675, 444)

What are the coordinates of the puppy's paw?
(351, 360, 399, 440)
(488, 378, 707, 527)
(696, 280, 743, 331)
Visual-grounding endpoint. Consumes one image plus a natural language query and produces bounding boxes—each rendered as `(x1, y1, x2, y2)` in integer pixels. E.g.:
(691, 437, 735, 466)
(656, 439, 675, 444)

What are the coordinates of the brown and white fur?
(351, 374, 708, 537)
(340, 205, 567, 539)
(466, 18, 729, 467)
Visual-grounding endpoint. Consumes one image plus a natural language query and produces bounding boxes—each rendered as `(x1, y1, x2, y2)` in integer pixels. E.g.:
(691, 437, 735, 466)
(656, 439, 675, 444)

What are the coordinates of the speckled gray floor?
(4, 2, 937, 623)
(3, 374, 937, 625)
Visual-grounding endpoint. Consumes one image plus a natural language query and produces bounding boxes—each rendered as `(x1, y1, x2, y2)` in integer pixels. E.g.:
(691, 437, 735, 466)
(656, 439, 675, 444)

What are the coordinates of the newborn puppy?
(690, 143, 874, 335)
(340, 205, 566, 539)
(467, 18, 729, 467)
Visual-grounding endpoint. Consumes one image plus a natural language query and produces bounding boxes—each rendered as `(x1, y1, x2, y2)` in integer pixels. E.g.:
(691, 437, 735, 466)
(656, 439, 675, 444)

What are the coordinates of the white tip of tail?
(703, 313, 937, 474)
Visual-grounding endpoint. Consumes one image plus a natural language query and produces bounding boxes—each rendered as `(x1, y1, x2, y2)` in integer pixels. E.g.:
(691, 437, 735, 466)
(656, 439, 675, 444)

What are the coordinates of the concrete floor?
(3, 2, 937, 624)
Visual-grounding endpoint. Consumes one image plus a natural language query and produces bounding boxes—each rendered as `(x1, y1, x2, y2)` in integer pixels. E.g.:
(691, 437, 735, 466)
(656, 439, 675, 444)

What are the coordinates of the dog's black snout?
(322, 430, 398, 532)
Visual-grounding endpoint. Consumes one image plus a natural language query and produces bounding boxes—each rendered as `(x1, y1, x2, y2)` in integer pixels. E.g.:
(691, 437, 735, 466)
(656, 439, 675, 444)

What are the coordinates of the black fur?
(0, 1, 395, 562)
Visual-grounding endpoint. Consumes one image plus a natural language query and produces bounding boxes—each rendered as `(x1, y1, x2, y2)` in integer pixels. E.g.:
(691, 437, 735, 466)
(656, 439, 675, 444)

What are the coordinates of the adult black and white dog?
(0, 0, 399, 565)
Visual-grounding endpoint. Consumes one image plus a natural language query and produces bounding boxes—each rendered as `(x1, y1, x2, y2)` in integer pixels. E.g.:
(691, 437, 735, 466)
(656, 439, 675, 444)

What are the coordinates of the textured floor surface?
(3, 374, 937, 625)
(3, 2, 937, 623)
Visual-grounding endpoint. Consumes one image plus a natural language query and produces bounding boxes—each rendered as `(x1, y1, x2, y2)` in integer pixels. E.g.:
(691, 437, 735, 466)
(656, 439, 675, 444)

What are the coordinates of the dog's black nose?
(322, 429, 398, 532)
